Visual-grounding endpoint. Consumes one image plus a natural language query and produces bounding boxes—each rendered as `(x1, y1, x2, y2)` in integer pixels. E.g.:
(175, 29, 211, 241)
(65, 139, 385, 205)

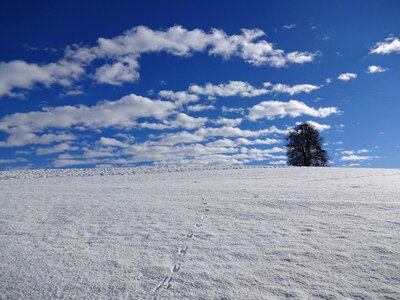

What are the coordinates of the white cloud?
(370, 37, 400, 54)
(335, 124, 345, 132)
(157, 131, 205, 146)
(0, 60, 84, 97)
(337, 73, 357, 81)
(358, 149, 369, 153)
(48, 122, 289, 167)
(285, 51, 319, 64)
(188, 81, 269, 98)
(347, 163, 360, 167)
(0, 157, 27, 164)
(295, 120, 331, 131)
(36, 142, 79, 155)
(186, 104, 215, 112)
(167, 113, 208, 130)
(151, 125, 286, 148)
(139, 113, 208, 131)
(59, 88, 85, 98)
(248, 100, 339, 120)
(342, 150, 354, 155)
(366, 65, 388, 73)
(94, 57, 139, 85)
(206, 139, 236, 148)
(268, 83, 320, 95)
(340, 155, 371, 161)
(52, 140, 287, 167)
(0, 94, 176, 136)
(0, 132, 75, 147)
(325, 78, 332, 84)
(341, 149, 369, 156)
(158, 90, 200, 104)
(232, 147, 286, 162)
(98, 137, 128, 148)
(269, 160, 287, 165)
(283, 24, 296, 30)
(196, 126, 287, 138)
(139, 122, 171, 130)
(0, 26, 319, 97)
(186, 80, 320, 99)
(221, 106, 245, 114)
(81, 147, 118, 159)
(235, 138, 280, 145)
(213, 117, 243, 127)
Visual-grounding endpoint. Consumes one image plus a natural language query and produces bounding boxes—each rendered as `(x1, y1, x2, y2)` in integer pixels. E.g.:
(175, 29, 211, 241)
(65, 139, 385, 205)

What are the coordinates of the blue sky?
(0, 0, 399, 169)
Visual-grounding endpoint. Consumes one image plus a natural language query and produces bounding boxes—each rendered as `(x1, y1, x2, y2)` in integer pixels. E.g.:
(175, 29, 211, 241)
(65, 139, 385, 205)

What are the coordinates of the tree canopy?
(286, 122, 329, 167)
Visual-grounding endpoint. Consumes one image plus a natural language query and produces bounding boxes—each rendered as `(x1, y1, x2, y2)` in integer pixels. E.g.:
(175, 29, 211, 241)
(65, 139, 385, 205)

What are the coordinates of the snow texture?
(1, 166, 400, 299)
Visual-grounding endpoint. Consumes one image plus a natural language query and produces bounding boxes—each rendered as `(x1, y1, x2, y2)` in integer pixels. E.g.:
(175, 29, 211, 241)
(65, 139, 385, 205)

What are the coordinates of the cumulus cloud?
(92, 26, 318, 69)
(98, 137, 128, 148)
(1, 26, 319, 97)
(167, 113, 208, 130)
(285, 51, 319, 64)
(138, 113, 208, 131)
(45, 119, 289, 167)
(0, 94, 177, 146)
(94, 57, 139, 85)
(0, 94, 176, 133)
(36, 142, 78, 155)
(52, 139, 287, 167)
(151, 125, 287, 148)
(370, 37, 400, 54)
(188, 81, 270, 99)
(158, 90, 200, 104)
(267, 83, 320, 95)
(186, 104, 215, 112)
(337, 73, 357, 81)
(196, 126, 287, 138)
(235, 137, 280, 145)
(213, 117, 243, 127)
(157, 131, 205, 146)
(0, 60, 84, 97)
(248, 100, 339, 120)
(366, 65, 388, 73)
(0, 132, 75, 147)
(186, 80, 320, 99)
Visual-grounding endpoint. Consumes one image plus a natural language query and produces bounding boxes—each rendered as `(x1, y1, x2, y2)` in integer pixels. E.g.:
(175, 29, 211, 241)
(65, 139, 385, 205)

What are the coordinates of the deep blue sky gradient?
(0, 0, 399, 168)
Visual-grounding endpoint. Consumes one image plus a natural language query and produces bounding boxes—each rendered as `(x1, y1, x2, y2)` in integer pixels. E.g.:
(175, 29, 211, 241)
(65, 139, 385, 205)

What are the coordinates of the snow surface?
(1, 166, 400, 299)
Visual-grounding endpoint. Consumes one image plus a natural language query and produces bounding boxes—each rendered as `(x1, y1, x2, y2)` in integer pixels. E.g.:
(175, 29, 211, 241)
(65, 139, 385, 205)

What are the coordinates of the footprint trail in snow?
(147, 197, 211, 298)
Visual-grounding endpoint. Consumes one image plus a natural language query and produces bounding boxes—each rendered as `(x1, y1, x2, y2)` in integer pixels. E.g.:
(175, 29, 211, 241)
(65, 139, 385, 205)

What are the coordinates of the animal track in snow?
(171, 264, 180, 273)
(146, 197, 209, 297)
(179, 246, 188, 255)
(154, 275, 172, 292)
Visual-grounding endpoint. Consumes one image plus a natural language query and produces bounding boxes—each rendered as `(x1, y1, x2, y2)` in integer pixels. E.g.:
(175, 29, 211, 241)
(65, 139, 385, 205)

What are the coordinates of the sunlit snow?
(1, 166, 399, 299)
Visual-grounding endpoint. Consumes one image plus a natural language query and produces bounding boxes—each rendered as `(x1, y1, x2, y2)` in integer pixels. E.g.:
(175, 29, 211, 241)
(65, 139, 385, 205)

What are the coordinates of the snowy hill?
(1, 166, 400, 299)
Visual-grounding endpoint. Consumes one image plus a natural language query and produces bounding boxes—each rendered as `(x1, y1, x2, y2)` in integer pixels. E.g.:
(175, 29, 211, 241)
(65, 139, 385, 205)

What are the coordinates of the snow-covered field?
(1, 166, 400, 299)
